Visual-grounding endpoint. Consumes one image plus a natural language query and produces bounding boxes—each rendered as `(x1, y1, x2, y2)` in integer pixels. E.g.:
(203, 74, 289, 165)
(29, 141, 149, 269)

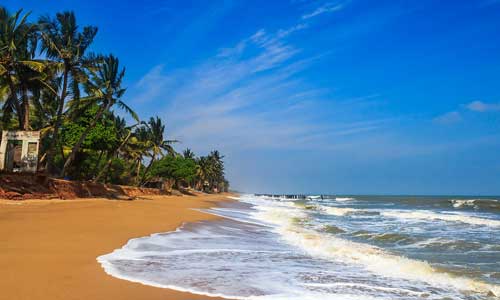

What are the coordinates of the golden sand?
(0, 194, 233, 300)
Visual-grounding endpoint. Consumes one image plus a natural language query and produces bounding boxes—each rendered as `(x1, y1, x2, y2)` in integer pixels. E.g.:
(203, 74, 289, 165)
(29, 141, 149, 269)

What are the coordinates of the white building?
(0, 131, 40, 173)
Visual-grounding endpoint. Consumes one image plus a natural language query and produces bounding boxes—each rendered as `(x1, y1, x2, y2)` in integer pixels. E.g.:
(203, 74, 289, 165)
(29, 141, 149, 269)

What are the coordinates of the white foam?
(97, 254, 252, 300)
(335, 197, 355, 201)
(290, 203, 357, 216)
(302, 282, 426, 297)
(252, 205, 500, 297)
(248, 293, 384, 300)
(322, 207, 357, 216)
(382, 210, 500, 227)
(451, 199, 479, 209)
(97, 194, 500, 299)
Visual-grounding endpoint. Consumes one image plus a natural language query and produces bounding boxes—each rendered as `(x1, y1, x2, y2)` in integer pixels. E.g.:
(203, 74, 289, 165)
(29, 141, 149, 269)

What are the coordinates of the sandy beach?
(0, 194, 233, 300)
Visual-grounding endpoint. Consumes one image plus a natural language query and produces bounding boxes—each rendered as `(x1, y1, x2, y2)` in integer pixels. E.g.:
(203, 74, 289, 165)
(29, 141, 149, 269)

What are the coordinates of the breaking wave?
(381, 210, 500, 227)
(253, 205, 500, 297)
(450, 199, 500, 212)
(97, 194, 500, 300)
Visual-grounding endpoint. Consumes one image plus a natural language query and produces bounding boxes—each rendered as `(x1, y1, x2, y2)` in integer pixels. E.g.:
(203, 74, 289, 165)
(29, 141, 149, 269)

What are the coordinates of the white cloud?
(129, 21, 390, 155)
(466, 100, 500, 112)
(302, 2, 345, 19)
(433, 111, 462, 125)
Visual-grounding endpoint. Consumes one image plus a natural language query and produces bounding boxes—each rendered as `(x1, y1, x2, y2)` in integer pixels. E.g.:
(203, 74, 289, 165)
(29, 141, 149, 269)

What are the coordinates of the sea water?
(98, 194, 500, 299)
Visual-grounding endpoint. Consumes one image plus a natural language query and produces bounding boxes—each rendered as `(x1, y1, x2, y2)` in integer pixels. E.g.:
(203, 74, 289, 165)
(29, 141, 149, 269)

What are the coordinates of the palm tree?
(0, 7, 46, 130)
(61, 54, 138, 177)
(183, 148, 195, 159)
(193, 150, 226, 192)
(94, 118, 140, 183)
(139, 116, 178, 185)
(128, 125, 151, 185)
(208, 150, 224, 190)
(38, 11, 98, 173)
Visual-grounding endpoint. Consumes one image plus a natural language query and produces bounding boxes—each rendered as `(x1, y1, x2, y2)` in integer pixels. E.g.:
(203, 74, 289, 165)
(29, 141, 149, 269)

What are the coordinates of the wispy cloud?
(129, 19, 389, 154)
(302, 2, 346, 19)
(431, 100, 500, 126)
(433, 111, 462, 125)
(466, 100, 500, 112)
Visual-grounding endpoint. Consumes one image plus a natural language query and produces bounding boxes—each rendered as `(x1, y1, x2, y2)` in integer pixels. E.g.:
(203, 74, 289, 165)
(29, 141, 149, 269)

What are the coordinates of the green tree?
(94, 119, 139, 183)
(38, 11, 98, 173)
(140, 116, 178, 185)
(150, 155, 197, 189)
(0, 7, 46, 129)
(61, 54, 138, 176)
(59, 104, 118, 179)
(183, 148, 195, 159)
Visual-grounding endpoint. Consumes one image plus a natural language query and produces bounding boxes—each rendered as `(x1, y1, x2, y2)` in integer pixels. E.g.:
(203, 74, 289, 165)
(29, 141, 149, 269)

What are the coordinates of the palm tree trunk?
(21, 86, 30, 130)
(61, 102, 109, 177)
(5, 75, 23, 129)
(46, 66, 69, 174)
(134, 159, 142, 186)
(94, 130, 133, 182)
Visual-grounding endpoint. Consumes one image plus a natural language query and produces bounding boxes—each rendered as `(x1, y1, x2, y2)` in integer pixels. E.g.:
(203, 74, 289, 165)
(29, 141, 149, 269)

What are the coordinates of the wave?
(252, 205, 500, 297)
(354, 231, 418, 245)
(452, 199, 478, 208)
(302, 282, 427, 297)
(450, 199, 500, 212)
(405, 237, 484, 251)
(322, 206, 380, 217)
(381, 210, 500, 227)
(294, 195, 500, 214)
(98, 217, 396, 300)
(292, 203, 358, 216)
(323, 207, 358, 216)
(98, 255, 251, 300)
(335, 197, 355, 201)
(320, 224, 346, 234)
(291, 202, 375, 217)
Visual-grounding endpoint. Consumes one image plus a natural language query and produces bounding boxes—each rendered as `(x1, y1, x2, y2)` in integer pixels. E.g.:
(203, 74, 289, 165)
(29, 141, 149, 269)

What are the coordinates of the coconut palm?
(139, 116, 178, 185)
(127, 125, 151, 185)
(38, 11, 98, 173)
(94, 118, 139, 183)
(183, 148, 195, 160)
(0, 7, 46, 129)
(61, 54, 138, 176)
(193, 150, 227, 192)
(1, 6, 230, 190)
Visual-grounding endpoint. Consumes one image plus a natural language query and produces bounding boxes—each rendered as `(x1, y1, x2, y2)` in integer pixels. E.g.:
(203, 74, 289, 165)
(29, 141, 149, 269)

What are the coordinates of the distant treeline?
(0, 7, 228, 192)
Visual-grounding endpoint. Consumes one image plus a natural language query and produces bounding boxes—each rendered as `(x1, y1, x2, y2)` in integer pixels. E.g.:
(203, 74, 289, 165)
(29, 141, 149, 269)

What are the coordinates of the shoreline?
(0, 193, 235, 300)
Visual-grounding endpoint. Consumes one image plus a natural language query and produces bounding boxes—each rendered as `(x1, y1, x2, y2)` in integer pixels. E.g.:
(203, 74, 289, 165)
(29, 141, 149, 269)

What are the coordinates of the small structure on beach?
(0, 131, 40, 173)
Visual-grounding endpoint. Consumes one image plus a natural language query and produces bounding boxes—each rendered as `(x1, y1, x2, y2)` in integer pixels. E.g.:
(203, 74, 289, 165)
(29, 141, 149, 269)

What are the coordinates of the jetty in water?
(254, 194, 332, 200)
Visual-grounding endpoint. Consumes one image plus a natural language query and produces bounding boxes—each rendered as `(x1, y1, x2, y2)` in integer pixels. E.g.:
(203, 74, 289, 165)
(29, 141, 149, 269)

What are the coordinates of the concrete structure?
(0, 131, 40, 173)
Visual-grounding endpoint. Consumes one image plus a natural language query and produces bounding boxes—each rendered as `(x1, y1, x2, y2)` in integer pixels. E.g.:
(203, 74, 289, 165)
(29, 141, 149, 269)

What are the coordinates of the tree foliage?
(0, 6, 229, 192)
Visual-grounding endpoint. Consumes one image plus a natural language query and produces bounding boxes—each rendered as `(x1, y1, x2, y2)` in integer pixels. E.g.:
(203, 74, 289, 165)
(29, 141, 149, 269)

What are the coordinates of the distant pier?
(254, 194, 331, 200)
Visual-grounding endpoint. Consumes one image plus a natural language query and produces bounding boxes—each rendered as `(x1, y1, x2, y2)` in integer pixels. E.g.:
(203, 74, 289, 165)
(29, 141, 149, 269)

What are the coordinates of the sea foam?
(251, 203, 500, 297)
(381, 210, 500, 227)
(97, 194, 500, 300)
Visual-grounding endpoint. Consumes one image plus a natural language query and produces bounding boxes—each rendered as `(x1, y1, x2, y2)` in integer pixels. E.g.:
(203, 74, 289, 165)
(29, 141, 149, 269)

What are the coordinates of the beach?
(96, 194, 499, 300)
(0, 194, 233, 300)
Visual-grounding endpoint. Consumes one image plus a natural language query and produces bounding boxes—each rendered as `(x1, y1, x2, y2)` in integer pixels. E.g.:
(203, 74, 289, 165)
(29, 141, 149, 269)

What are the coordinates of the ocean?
(98, 194, 500, 300)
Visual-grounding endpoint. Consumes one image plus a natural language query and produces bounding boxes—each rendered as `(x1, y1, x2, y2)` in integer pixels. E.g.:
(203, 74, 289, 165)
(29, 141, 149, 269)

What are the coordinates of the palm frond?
(117, 100, 139, 121)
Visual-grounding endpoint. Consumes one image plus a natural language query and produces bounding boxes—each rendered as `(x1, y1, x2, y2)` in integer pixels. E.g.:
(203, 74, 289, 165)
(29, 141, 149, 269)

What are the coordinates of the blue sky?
(8, 0, 500, 194)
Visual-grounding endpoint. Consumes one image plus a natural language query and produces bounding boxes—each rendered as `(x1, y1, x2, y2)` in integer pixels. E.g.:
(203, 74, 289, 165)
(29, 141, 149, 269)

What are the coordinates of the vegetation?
(0, 6, 229, 193)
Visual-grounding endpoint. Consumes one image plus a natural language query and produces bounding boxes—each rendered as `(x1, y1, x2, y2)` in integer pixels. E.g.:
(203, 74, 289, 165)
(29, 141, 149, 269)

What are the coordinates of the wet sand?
(0, 193, 233, 300)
